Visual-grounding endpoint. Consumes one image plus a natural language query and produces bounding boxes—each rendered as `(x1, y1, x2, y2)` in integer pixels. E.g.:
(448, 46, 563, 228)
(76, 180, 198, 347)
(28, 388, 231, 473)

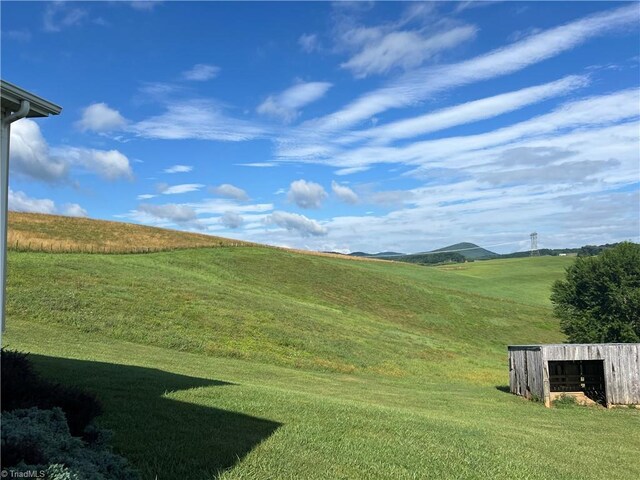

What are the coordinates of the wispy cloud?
(340, 74, 589, 145)
(236, 162, 278, 168)
(163, 165, 193, 174)
(299, 33, 321, 53)
(3, 29, 32, 42)
(210, 184, 249, 201)
(132, 100, 265, 141)
(332, 2, 476, 78)
(341, 25, 478, 78)
(294, 88, 639, 173)
(257, 82, 333, 123)
(43, 2, 87, 32)
(182, 64, 220, 81)
(130, 1, 163, 12)
(157, 183, 204, 195)
(310, 4, 639, 131)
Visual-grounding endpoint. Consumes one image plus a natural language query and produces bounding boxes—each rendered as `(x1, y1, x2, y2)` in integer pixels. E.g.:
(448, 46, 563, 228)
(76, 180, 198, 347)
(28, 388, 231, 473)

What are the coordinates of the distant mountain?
(431, 242, 499, 260)
(349, 251, 405, 258)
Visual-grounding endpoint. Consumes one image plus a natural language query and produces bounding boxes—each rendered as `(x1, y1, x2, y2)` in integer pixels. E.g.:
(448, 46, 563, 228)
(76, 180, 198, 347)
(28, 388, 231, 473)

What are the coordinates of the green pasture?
(4, 249, 639, 479)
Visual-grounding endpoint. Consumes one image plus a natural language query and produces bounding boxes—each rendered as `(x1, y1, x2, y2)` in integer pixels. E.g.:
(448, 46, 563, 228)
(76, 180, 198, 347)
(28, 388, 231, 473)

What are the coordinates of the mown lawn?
(5, 249, 639, 479)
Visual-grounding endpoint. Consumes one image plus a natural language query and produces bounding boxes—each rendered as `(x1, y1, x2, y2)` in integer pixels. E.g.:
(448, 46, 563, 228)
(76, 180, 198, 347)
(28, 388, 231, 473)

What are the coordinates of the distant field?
(4, 216, 639, 479)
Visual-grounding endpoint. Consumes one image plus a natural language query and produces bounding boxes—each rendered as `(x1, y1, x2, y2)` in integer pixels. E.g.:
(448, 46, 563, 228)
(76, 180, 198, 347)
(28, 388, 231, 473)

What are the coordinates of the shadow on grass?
(495, 385, 511, 394)
(28, 354, 281, 480)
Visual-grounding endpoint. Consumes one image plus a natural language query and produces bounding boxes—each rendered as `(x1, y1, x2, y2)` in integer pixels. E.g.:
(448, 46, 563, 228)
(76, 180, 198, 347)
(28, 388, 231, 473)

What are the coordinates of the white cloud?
(4, 29, 32, 42)
(55, 147, 134, 181)
(138, 203, 198, 223)
(210, 184, 249, 201)
(368, 190, 416, 207)
(344, 74, 589, 145)
(8, 189, 56, 214)
(186, 199, 273, 216)
(158, 183, 204, 195)
(311, 4, 639, 130)
(63, 203, 88, 217)
(137, 194, 157, 200)
(257, 82, 332, 123)
(163, 164, 193, 174)
(341, 25, 478, 78)
(133, 100, 265, 141)
(10, 119, 68, 182)
(77, 103, 127, 132)
(236, 162, 278, 168)
(130, 1, 163, 11)
(265, 211, 328, 237)
(287, 179, 328, 209)
(8, 189, 89, 218)
(182, 64, 220, 81)
(331, 181, 359, 204)
(305, 88, 640, 173)
(11, 120, 134, 183)
(220, 211, 243, 229)
(299, 33, 320, 53)
(43, 2, 87, 32)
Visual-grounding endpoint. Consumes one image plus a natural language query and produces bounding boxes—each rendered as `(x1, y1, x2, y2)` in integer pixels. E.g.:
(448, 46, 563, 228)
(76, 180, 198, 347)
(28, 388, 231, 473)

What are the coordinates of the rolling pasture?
(4, 215, 639, 479)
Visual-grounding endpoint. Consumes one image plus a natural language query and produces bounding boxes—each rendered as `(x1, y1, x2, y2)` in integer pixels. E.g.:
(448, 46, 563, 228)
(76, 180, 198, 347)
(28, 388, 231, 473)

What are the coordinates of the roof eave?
(1, 80, 62, 118)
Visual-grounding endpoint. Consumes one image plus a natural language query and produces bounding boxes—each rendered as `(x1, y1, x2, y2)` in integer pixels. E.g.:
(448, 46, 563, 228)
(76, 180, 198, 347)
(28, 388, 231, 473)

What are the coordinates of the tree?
(550, 242, 640, 343)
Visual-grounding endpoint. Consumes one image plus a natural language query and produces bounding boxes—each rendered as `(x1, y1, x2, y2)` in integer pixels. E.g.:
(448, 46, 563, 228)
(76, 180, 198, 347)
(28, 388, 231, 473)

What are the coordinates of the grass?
(4, 215, 639, 479)
(6, 248, 564, 379)
(7, 211, 257, 253)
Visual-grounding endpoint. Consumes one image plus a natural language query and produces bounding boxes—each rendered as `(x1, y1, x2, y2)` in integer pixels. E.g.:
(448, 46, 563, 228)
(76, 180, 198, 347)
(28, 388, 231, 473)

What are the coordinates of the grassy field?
(7, 212, 257, 253)
(4, 217, 639, 479)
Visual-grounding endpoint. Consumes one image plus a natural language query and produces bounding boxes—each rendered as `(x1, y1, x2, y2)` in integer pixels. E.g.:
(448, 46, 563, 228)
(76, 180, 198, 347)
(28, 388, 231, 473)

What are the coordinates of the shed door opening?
(548, 360, 606, 405)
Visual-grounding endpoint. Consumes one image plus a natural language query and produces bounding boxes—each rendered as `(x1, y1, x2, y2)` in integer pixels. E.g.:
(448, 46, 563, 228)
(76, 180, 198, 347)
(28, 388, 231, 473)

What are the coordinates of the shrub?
(1, 350, 102, 437)
(551, 242, 640, 343)
(1, 407, 139, 479)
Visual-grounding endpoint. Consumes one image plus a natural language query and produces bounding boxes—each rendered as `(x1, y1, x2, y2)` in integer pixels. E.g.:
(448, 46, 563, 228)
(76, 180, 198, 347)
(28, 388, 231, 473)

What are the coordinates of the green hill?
(431, 241, 500, 260)
(4, 215, 639, 479)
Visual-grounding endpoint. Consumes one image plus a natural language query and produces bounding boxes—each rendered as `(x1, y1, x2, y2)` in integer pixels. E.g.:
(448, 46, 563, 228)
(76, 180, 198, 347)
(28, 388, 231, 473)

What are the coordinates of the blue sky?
(3, 1, 639, 254)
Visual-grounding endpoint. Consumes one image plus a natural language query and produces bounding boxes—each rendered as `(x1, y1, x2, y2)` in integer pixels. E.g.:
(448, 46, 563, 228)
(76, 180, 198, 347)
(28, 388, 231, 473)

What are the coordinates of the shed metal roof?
(508, 343, 638, 349)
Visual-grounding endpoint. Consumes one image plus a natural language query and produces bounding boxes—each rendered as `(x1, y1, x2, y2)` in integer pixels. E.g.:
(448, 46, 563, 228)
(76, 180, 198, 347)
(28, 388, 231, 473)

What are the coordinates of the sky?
(2, 1, 639, 254)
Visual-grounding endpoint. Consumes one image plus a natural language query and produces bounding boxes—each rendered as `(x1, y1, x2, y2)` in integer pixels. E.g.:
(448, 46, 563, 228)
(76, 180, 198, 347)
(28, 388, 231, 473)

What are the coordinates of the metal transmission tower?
(530, 232, 539, 256)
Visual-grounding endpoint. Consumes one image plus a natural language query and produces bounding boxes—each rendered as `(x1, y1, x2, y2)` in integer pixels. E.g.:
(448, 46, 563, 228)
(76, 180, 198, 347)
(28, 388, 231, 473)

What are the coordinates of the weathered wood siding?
(508, 347, 544, 400)
(542, 344, 640, 405)
(509, 344, 640, 406)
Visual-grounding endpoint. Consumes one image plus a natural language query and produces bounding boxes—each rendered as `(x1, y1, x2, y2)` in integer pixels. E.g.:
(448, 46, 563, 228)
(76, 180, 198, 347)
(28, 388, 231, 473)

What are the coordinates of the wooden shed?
(508, 344, 640, 407)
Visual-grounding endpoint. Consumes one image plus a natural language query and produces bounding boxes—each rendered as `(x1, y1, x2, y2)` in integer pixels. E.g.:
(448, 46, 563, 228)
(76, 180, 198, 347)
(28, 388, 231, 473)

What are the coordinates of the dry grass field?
(7, 212, 382, 263)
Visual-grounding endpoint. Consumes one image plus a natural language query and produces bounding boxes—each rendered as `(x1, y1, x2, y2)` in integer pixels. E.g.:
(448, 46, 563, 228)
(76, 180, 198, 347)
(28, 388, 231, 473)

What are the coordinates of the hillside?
(7, 211, 257, 253)
(431, 242, 499, 260)
(7, 243, 565, 378)
(5, 215, 639, 479)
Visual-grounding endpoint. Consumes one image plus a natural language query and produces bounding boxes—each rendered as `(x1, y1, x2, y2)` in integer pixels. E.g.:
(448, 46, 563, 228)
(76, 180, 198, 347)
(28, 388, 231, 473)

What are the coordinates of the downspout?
(1, 100, 30, 336)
